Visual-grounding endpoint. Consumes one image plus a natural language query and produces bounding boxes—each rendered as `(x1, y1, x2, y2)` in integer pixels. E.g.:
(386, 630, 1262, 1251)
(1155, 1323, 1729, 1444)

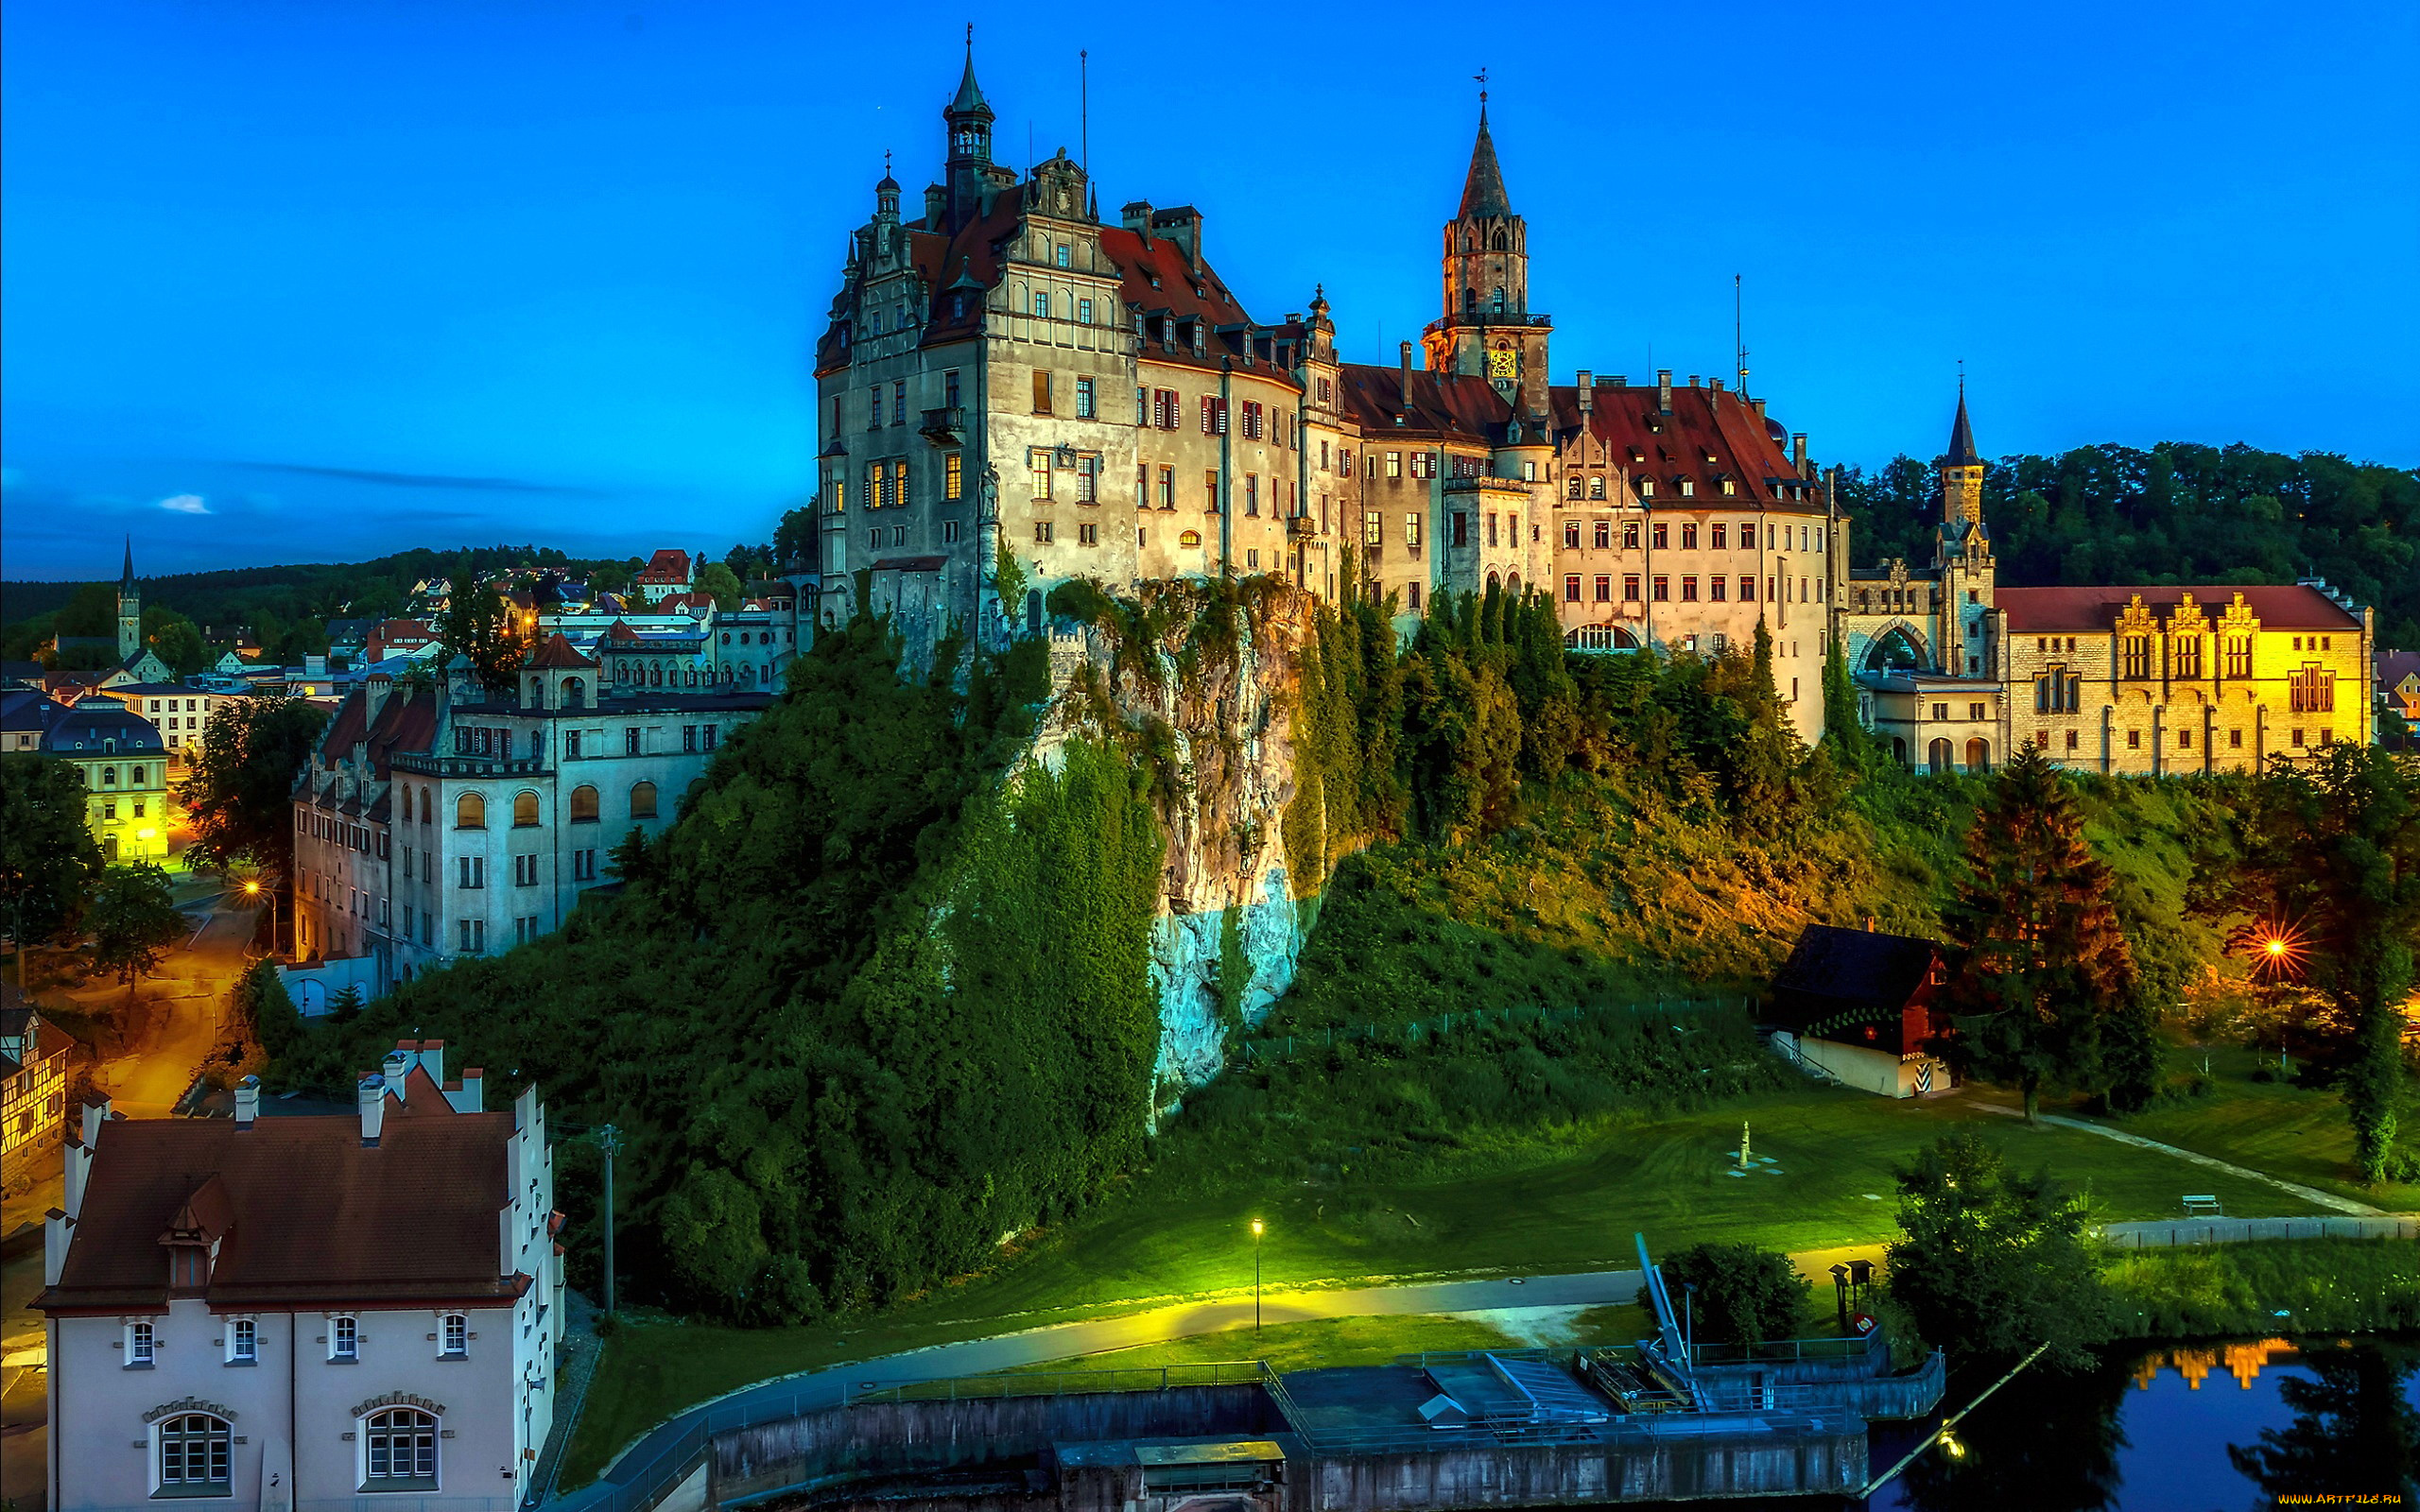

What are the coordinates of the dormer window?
(1720, 477, 1737, 497)
(1637, 479, 1654, 499)
(1679, 479, 1696, 498)
(168, 1246, 208, 1291)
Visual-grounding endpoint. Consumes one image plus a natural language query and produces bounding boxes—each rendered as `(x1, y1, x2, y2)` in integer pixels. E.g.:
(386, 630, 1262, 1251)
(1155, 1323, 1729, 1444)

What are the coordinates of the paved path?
(92, 895, 253, 1117)
(1969, 1103, 2386, 1216)
(581, 1267, 1650, 1497)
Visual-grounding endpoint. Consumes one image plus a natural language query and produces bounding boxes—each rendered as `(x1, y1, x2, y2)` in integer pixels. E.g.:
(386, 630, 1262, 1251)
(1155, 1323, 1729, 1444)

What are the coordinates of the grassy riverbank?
(2105, 1239, 2420, 1339)
(560, 1083, 2330, 1486)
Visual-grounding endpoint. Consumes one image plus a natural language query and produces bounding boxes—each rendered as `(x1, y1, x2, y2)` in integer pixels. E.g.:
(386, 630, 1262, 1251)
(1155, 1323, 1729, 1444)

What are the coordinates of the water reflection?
(1873, 1339, 2418, 1512)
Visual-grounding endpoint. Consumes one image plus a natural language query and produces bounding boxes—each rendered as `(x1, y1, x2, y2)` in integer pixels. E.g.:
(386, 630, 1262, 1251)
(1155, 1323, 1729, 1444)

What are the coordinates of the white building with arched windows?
(291, 635, 775, 994)
(35, 1043, 556, 1512)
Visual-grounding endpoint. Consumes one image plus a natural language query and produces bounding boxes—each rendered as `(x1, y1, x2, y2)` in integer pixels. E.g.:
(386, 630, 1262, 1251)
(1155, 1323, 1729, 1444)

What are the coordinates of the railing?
(1287, 515, 1321, 538)
(1679, 1331, 1886, 1370)
(389, 753, 544, 778)
(845, 1361, 1265, 1405)
(919, 406, 966, 438)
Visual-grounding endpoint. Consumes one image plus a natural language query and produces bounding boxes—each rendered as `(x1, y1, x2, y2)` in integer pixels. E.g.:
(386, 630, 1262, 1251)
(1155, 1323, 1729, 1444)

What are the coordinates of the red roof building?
(34, 1045, 560, 1511)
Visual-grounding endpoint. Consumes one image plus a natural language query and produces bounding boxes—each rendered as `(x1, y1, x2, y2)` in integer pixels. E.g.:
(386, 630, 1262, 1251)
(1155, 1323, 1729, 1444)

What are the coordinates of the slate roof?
(1549, 383, 1813, 507)
(1335, 363, 1511, 444)
(1996, 584, 2360, 632)
(1945, 388, 1979, 469)
(1458, 108, 1513, 221)
(36, 1108, 526, 1313)
(1773, 924, 1940, 1014)
(40, 704, 164, 754)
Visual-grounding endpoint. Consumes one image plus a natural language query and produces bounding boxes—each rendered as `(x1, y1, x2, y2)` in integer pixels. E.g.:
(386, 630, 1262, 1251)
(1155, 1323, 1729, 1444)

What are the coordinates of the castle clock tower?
(1423, 98, 1551, 415)
(1935, 382, 1996, 678)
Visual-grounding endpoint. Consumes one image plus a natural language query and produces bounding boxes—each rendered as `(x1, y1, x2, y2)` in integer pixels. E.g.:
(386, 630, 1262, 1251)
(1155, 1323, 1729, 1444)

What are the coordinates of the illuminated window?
(945, 454, 963, 500)
(570, 785, 598, 823)
(512, 792, 540, 828)
(455, 794, 485, 830)
(630, 782, 659, 819)
(1179, 530, 1202, 549)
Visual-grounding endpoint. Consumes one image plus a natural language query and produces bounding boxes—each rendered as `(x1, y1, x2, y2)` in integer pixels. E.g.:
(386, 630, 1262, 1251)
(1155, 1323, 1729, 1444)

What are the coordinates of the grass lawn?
(2087, 1043, 2420, 1212)
(994, 1313, 1524, 1375)
(562, 1082, 2322, 1486)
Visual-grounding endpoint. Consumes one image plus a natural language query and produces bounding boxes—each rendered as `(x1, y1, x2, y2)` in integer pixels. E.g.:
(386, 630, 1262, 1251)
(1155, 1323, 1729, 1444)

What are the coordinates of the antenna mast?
(1080, 50, 1089, 186)
(1735, 274, 1749, 399)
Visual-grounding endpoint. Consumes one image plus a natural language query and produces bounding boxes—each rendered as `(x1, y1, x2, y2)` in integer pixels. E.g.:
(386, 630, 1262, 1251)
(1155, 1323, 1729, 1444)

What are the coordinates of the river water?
(1859, 1337, 2418, 1510)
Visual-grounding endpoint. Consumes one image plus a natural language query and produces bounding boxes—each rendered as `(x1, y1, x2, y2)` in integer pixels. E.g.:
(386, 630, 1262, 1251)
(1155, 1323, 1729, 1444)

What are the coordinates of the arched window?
(103, 765, 118, 787)
(130, 765, 146, 785)
(512, 792, 541, 827)
(563, 678, 584, 709)
(570, 785, 599, 823)
(1490, 229, 1508, 251)
(1180, 529, 1201, 549)
(422, 785, 434, 820)
(1927, 739, 1953, 775)
(456, 793, 486, 829)
(159, 1412, 232, 1492)
(400, 786, 414, 823)
(630, 781, 658, 819)
(361, 1407, 439, 1487)
(1965, 738, 1991, 773)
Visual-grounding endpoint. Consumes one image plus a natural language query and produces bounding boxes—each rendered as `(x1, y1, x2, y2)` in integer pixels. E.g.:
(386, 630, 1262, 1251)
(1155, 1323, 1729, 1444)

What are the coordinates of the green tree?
(772, 501, 819, 570)
(436, 563, 523, 689)
(235, 958, 304, 1058)
(1641, 1242, 1811, 1347)
(1884, 1129, 2108, 1366)
(2228, 1348, 2420, 1503)
(88, 863, 185, 989)
(0, 755, 105, 950)
(1940, 744, 2136, 1120)
(178, 696, 330, 950)
(696, 561, 744, 612)
(2227, 743, 2420, 1180)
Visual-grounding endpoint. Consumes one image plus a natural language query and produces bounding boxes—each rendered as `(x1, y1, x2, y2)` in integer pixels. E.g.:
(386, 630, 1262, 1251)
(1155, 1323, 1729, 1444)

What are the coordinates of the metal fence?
(844, 1362, 1267, 1405)
(2100, 1214, 2418, 1248)
(1234, 997, 1752, 1065)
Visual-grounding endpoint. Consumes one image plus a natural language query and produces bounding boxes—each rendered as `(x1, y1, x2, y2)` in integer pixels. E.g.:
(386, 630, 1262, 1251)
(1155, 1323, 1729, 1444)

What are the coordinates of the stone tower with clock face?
(1423, 101, 1552, 416)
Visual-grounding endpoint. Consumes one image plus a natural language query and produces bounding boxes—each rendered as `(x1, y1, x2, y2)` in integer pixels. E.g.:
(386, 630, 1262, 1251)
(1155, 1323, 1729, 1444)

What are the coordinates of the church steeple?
(1939, 375, 1987, 541)
(116, 536, 141, 661)
(1425, 84, 1548, 413)
(1945, 379, 1979, 470)
(1458, 103, 1512, 221)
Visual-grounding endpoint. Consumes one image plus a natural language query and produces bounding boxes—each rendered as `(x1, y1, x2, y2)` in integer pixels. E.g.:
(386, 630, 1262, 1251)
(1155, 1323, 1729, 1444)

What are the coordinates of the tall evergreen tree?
(0, 755, 105, 950)
(1939, 744, 2137, 1120)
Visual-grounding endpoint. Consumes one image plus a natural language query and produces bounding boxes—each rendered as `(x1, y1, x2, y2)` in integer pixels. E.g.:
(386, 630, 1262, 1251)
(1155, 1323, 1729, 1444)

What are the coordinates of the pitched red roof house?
(1996, 584, 2360, 632)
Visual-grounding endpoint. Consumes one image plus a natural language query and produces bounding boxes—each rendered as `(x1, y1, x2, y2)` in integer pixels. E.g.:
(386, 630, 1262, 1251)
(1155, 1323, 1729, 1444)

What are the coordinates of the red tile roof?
(526, 632, 596, 670)
(635, 549, 693, 585)
(39, 1110, 525, 1312)
(1548, 384, 1808, 506)
(1996, 584, 2361, 632)
(1335, 363, 1510, 444)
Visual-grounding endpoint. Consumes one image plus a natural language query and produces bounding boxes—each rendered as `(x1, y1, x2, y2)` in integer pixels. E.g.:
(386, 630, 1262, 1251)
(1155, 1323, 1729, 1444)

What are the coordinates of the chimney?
(1577, 370, 1594, 415)
(382, 1045, 410, 1100)
(1864, 916, 1876, 931)
(1792, 433, 1809, 474)
(1120, 199, 1154, 237)
(1608, 375, 1627, 387)
(923, 182, 946, 225)
(363, 673, 392, 727)
(1687, 374, 1700, 390)
(454, 1066, 485, 1114)
(1150, 206, 1202, 267)
(357, 1073, 386, 1146)
(1399, 341, 1415, 421)
(411, 1039, 444, 1087)
(1656, 369, 1672, 415)
(234, 1075, 260, 1128)
(1752, 398, 1767, 421)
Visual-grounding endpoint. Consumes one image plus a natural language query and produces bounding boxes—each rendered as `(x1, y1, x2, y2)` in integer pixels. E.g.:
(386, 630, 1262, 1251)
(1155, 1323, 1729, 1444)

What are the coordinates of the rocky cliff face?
(1028, 581, 1320, 1108)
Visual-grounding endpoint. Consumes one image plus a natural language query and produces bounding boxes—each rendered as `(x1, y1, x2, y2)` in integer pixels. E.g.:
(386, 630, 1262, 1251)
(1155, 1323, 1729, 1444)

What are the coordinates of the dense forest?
(1840, 441, 2420, 644)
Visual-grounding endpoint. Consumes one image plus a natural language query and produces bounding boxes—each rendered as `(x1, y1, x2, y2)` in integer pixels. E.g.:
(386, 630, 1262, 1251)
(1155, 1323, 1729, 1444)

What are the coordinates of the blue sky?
(5, 0, 2415, 581)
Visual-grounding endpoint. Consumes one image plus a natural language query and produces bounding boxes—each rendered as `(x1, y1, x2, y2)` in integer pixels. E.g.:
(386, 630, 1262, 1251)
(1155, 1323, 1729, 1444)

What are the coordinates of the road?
(575, 1266, 1651, 1503)
(91, 891, 254, 1116)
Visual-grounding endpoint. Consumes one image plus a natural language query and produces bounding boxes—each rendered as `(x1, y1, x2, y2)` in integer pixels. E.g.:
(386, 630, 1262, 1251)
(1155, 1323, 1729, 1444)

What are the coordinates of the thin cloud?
(158, 493, 211, 514)
(233, 460, 605, 496)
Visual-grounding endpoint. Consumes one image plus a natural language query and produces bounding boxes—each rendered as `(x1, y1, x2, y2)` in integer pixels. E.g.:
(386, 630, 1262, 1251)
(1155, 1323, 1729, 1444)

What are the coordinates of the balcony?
(920, 406, 966, 443)
(1287, 515, 1320, 538)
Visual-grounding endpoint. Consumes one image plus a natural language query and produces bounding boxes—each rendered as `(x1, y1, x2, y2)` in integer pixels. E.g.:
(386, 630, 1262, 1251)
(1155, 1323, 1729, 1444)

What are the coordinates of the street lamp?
(1251, 1218, 1264, 1337)
(243, 879, 279, 958)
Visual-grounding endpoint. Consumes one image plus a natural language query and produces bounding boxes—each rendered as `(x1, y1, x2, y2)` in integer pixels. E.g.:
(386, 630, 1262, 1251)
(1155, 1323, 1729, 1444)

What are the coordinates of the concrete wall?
(1771, 1031, 1950, 1100)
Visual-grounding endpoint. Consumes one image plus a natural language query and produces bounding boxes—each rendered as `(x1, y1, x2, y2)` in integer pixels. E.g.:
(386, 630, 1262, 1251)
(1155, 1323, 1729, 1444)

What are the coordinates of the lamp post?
(242, 879, 280, 959)
(1251, 1218, 1264, 1337)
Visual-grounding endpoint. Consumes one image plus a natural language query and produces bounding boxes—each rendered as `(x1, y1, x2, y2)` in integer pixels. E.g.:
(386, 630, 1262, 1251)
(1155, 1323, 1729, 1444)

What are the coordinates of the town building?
(40, 701, 172, 865)
(2, 984, 77, 1186)
(35, 1044, 559, 1512)
(1766, 923, 1956, 1098)
(632, 548, 698, 603)
(84, 681, 224, 763)
(1841, 393, 2376, 771)
(51, 542, 176, 683)
(291, 637, 774, 992)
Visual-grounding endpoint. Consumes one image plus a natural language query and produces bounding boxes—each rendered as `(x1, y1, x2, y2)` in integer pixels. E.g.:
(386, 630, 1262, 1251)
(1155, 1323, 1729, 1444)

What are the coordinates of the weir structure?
(655, 1241, 1943, 1512)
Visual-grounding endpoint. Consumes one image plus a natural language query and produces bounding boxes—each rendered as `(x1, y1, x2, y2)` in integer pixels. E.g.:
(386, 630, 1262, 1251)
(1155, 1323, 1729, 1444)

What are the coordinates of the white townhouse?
(37, 1042, 560, 1512)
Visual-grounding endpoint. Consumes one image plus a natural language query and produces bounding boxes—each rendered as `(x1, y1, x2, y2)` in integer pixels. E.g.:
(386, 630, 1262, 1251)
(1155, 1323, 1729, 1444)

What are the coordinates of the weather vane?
(1474, 65, 1488, 106)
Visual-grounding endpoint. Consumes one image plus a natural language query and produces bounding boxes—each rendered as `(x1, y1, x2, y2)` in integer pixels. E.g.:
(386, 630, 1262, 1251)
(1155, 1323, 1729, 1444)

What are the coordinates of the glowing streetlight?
(242, 879, 279, 957)
(1251, 1218, 1265, 1338)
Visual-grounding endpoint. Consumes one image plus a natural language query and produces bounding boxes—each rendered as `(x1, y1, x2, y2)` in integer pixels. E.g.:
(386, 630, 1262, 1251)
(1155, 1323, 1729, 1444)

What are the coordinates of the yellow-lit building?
(1844, 390, 2374, 772)
(41, 701, 172, 864)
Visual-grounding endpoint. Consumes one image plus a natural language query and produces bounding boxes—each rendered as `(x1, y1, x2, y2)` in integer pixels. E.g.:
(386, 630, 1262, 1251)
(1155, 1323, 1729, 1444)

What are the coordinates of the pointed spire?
(1457, 99, 1512, 221)
(1945, 371, 1979, 468)
(120, 535, 136, 591)
(948, 24, 994, 122)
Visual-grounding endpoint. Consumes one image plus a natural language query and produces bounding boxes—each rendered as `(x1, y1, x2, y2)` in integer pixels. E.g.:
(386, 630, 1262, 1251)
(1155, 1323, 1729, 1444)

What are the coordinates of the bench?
(2182, 1194, 2223, 1218)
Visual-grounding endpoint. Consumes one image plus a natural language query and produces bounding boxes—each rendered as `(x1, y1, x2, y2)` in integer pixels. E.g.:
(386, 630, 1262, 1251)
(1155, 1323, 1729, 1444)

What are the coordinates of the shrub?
(1638, 1242, 1811, 1347)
